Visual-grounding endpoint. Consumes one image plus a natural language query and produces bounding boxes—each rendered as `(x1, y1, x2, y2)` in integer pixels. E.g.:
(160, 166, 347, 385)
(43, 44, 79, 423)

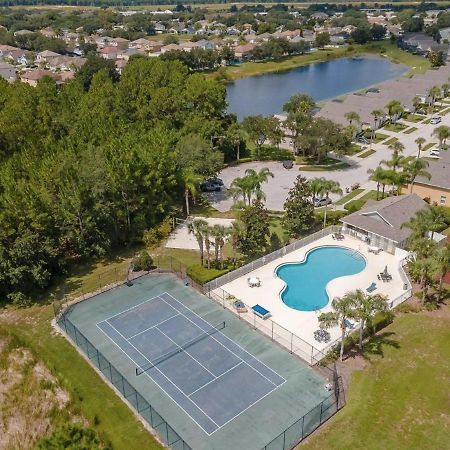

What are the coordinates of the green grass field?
(383, 137, 398, 146)
(357, 149, 376, 158)
(383, 123, 408, 133)
(300, 306, 450, 450)
(335, 188, 364, 205)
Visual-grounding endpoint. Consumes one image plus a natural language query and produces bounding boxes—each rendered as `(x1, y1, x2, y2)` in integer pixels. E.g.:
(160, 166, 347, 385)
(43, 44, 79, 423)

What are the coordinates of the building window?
(440, 195, 447, 205)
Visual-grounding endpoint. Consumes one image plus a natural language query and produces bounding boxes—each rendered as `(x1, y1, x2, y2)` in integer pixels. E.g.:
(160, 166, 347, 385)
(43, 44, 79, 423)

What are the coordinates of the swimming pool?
(276, 246, 366, 311)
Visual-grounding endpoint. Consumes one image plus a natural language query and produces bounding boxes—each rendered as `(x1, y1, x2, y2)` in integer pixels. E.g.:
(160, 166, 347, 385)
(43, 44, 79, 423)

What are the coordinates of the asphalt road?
(208, 112, 447, 212)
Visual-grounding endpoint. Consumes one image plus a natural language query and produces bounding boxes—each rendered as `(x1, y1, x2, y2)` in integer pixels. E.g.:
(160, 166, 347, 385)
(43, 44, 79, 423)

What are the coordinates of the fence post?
(271, 321, 274, 341)
(301, 415, 305, 440)
(290, 332, 293, 353)
(319, 401, 323, 424)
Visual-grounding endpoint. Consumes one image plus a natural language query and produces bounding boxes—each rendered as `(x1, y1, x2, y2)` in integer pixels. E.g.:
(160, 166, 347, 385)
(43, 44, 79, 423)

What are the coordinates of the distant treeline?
(1, 0, 449, 8)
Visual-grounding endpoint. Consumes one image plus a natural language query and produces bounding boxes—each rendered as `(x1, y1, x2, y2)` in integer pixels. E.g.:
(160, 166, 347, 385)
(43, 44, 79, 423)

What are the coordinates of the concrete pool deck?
(214, 234, 409, 358)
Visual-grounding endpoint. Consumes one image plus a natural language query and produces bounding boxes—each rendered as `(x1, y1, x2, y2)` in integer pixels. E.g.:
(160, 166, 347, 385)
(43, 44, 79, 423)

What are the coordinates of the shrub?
(8, 292, 32, 308)
(315, 210, 347, 226)
(186, 264, 231, 285)
(269, 232, 282, 252)
(143, 217, 172, 248)
(132, 251, 154, 271)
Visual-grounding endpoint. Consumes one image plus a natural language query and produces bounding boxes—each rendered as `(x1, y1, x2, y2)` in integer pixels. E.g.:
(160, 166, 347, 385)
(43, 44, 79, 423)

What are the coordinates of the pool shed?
(340, 194, 428, 253)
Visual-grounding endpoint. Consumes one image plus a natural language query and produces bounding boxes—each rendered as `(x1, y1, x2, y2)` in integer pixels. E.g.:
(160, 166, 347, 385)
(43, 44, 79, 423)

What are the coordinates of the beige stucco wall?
(405, 184, 450, 207)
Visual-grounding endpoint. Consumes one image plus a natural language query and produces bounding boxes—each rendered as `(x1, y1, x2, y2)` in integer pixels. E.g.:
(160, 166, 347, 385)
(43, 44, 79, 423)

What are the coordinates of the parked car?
(313, 197, 332, 207)
(430, 149, 441, 157)
(207, 177, 224, 186)
(430, 116, 442, 124)
(200, 181, 221, 192)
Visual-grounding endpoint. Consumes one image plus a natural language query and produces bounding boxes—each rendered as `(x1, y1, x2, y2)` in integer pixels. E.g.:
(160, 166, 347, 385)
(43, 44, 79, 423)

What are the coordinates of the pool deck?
(215, 234, 408, 357)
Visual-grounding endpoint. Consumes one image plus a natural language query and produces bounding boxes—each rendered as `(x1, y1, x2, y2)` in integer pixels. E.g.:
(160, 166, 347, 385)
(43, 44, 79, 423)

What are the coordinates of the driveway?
(209, 112, 448, 212)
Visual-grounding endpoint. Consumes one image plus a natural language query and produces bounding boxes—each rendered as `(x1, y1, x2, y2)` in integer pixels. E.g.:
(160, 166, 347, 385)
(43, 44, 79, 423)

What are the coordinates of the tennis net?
(135, 321, 226, 376)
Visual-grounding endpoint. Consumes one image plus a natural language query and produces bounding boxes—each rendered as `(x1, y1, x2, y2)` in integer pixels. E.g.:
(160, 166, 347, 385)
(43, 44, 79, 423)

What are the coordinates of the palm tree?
(188, 219, 208, 266)
(308, 177, 326, 202)
(227, 123, 246, 162)
(345, 111, 360, 126)
(428, 85, 441, 111)
(412, 96, 422, 113)
(230, 220, 244, 265)
(415, 137, 426, 158)
(367, 166, 387, 200)
(181, 169, 201, 217)
(229, 176, 254, 205)
(382, 144, 405, 173)
(211, 224, 229, 268)
(245, 167, 274, 202)
(203, 225, 212, 269)
(321, 179, 342, 227)
(318, 294, 356, 361)
(370, 109, 384, 136)
(433, 125, 450, 151)
(385, 99, 403, 123)
(434, 243, 450, 302)
(351, 289, 388, 350)
(403, 158, 430, 193)
(409, 257, 436, 303)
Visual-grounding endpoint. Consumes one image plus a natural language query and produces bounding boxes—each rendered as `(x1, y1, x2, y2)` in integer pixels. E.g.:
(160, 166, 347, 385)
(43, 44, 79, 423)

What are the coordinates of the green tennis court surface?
(60, 274, 333, 449)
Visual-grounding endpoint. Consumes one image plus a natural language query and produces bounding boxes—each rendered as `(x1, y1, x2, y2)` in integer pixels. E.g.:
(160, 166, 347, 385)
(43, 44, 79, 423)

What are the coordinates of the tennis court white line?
(104, 320, 222, 432)
(100, 294, 167, 323)
(155, 325, 216, 378)
(161, 293, 286, 387)
(187, 362, 243, 397)
(126, 312, 181, 340)
(95, 322, 220, 435)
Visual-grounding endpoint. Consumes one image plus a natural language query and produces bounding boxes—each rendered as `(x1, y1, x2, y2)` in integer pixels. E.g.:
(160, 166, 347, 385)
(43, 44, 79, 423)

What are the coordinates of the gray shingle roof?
(415, 157, 450, 190)
(341, 194, 428, 243)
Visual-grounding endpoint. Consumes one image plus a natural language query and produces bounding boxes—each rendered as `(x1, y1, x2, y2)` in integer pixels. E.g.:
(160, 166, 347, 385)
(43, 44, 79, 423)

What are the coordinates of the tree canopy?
(0, 57, 231, 303)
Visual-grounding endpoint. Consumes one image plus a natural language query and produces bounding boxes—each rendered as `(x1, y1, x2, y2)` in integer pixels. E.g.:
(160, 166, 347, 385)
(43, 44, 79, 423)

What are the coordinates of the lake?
(226, 56, 407, 120)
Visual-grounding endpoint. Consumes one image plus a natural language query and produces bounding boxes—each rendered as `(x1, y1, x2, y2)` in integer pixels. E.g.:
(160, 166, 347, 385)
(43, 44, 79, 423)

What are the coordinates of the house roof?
(414, 156, 450, 190)
(341, 194, 428, 243)
(37, 50, 61, 58)
(21, 69, 60, 81)
(99, 46, 117, 54)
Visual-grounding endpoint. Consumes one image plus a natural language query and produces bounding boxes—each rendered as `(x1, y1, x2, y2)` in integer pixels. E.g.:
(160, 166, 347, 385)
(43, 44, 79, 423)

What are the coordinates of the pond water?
(226, 56, 407, 120)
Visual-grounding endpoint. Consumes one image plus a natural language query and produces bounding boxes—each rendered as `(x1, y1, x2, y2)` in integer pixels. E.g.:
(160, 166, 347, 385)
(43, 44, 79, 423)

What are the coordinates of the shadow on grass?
(361, 331, 400, 360)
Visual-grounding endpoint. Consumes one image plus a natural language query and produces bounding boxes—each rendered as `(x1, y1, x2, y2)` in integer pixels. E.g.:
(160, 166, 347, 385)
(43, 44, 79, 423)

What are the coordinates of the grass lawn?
(300, 306, 450, 450)
(335, 188, 364, 205)
(383, 123, 408, 133)
(422, 142, 436, 152)
(297, 155, 351, 171)
(364, 132, 389, 143)
(0, 261, 162, 450)
(403, 113, 426, 123)
(300, 162, 351, 172)
(230, 143, 294, 164)
(403, 126, 418, 134)
(345, 143, 363, 156)
(383, 137, 398, 146)
(345, 190, 379, 212)
(357, 149, 376, 158)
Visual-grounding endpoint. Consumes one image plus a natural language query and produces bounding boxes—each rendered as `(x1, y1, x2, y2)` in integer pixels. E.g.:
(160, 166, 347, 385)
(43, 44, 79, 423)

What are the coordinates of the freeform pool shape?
(276, 246, 366, 311)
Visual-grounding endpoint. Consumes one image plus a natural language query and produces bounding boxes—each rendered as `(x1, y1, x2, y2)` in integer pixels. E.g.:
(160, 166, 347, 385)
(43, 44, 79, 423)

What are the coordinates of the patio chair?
(366, 282, 377, 293)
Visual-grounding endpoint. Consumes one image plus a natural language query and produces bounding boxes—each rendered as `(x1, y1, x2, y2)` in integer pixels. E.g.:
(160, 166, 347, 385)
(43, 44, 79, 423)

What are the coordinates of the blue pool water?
(276, 246, 366, 311)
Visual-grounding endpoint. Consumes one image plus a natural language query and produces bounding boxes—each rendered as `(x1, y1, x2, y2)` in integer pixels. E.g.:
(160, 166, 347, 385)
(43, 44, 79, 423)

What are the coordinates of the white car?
(430, 149, 440, 157)
(430, 116, 442, 124)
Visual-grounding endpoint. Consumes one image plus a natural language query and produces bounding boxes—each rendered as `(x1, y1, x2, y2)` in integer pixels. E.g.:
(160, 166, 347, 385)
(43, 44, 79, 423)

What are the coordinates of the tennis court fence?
(56, 310, 193, 450)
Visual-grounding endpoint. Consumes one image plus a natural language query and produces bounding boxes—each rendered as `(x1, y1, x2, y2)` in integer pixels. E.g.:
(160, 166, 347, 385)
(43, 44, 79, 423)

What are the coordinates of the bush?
(143, 218, 172, 248)
(269, 232, 282, 252)
(314, 210, 347, 226)
(8, 292, 32, 308)
(344, 199, 366, 213)
(186, 264, 231, 285)
(132, 251, 154, 271)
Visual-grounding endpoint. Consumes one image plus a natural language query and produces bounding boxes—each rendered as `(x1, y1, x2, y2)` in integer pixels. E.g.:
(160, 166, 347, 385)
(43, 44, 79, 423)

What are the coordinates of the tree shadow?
(361, 331, 400, 360)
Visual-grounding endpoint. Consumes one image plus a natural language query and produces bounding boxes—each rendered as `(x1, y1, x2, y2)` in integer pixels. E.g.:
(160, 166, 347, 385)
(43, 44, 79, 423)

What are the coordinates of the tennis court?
(59, 274, 337, 450)
(97, 292, 285, 434)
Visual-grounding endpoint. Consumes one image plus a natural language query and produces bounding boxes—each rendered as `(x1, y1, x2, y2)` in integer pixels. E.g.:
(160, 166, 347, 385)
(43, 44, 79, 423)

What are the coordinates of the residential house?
(178, 41, 200, 52)
(195, 39, 217, 50)
(405, 152, 450, 206)
(2, 48, 31, 65)
(311, 12, 329, 21)
(341, 194, 428, 253)
(154, 22, 166, 34)
(63, 32, 80, 45)
(160, 43, 182, 54)
(0, 62, 17, 82)
(117, 48, 145, 61)
(234, 43, 255, 60)
(47, 56, 87, 71)
(36, 50, 62, 65)
(226, 26, 240, 36)
(110, 37, 130, 50)
(21, 69, 61, 87)
(99, 47, 118, 60)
